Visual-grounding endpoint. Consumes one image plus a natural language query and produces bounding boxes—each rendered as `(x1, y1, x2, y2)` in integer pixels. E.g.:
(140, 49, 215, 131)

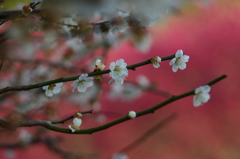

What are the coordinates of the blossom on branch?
(193, 85, 211, 107)
(169, 50, 190, 72)
(109, 59, 128, 85)
(151, 56, 161, 68)
(71, 74, 94, 92)
(68, 118, 82, 133)
(22, 6, 32, 17)
(94, 59, 106, 80)
(128, 111, 136, 118)
(42, 82, 63, 97)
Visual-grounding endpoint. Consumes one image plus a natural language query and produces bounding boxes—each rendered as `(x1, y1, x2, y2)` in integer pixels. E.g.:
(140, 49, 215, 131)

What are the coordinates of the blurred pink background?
(1, 0, 240, 159)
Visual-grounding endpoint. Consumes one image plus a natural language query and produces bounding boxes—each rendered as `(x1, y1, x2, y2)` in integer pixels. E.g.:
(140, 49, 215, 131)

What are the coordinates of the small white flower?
(68, 118, 82, 133)
(169, 50, 190, 72)
(71, 74, 94, 92)
(193, 85, 211, 107)
(128, 111, 136, 119)
(111, 153, 129, 159)
(109, 59, 128, 85)
(151, 56, 161, 68)
(95, 59, 106, 71)
(42, 82, 63, 97)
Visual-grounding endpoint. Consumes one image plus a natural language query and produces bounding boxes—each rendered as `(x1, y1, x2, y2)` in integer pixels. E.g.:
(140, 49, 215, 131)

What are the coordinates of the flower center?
(113, 65, 121, 72)
(48, 84, 56, 90)
(77, 80, 85, 86)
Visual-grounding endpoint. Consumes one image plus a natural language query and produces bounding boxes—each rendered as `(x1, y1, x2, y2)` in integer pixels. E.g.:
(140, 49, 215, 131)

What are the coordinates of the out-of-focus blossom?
(94, 59, 106, 80)
(150, 56, 161, 68)
(129, 26, 152, 53)
(22, 6, 32, 17)
(109, 83, 142, 101)
(111, 153, 129, 159)
(42, 82, 63, 97)
(109, 59, 128, 85)
(68, 118, 82, 133)
(65, 38, 85, 53)
(19, 129, 32, 144)
(169, 50, 189, 72)
(71, 74, 94, 92)
(194, 85, 211, 107)
(128, 111, 137, 118)
(137, 74, 150, 88)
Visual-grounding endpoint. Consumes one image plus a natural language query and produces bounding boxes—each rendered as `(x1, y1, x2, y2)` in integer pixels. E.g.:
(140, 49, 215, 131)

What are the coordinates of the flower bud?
(128, 111, 136, 119)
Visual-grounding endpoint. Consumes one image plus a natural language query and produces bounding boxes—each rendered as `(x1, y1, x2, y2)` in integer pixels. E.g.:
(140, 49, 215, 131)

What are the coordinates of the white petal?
(169, 59, 176, 66)
(78, 85, 87, 92)
(42, 86, 48, 90)
(56, 82, 63, 87)
(172, 65, 178, 72)
(52, 87, 61, 94)
(73, 118, 82, 127)
(109, 79, 114, 84)
(68, 125, 75, 133)
(79, 74, 88, 80)
(116, 59, 124, 65)
(109, 62, 116, 70)
(179, 63, 186, 70)
(153, 63, 160, 68)
(202, 85, 211, 93)
(45, 89, 53, 97)
(183, 55, 190, 62)
(175, 50, 183, 57)
(193, 96, 201, 107)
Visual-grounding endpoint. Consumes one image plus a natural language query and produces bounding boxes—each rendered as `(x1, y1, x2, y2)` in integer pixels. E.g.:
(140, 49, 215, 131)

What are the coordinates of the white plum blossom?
(71, 74, 94, 92)
(169, 50, 190, 72)
(193, 85, 211, 107)
(111, 153, 129, 159)
(68, 118, 82, 133)
(150, 56, 161, 68)
(109, 59, 128, 85)
(95, 59, 106, 71)
(128, 111, 137, 118)
(42, 82, 63, 97)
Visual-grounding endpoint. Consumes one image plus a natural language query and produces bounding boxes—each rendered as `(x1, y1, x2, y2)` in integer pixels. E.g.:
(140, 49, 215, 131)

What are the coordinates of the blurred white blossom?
(128, 111, 136, 118)
(137, 74, 150, 88)
(109, 59, 128, 85)
(42, 82, 63, 97)
(71, 74, 94, 92)
(68, 118, 82, 133)
(151, 56, 161, 68)
(194, 85, 211, 107)
(111, 153, 129, 159)
(109, 83, 142, 101)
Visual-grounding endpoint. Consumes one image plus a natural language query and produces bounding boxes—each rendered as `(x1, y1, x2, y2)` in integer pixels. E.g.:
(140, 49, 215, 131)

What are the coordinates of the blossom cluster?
(42, 50, 191, 97)
(41, 50, 212, 109)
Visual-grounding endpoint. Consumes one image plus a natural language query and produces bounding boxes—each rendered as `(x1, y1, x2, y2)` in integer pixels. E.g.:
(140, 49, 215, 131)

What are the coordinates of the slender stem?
(51, 110, 93, 124)
(14, 74, 227, 134)
(0, 54, 175, 95)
